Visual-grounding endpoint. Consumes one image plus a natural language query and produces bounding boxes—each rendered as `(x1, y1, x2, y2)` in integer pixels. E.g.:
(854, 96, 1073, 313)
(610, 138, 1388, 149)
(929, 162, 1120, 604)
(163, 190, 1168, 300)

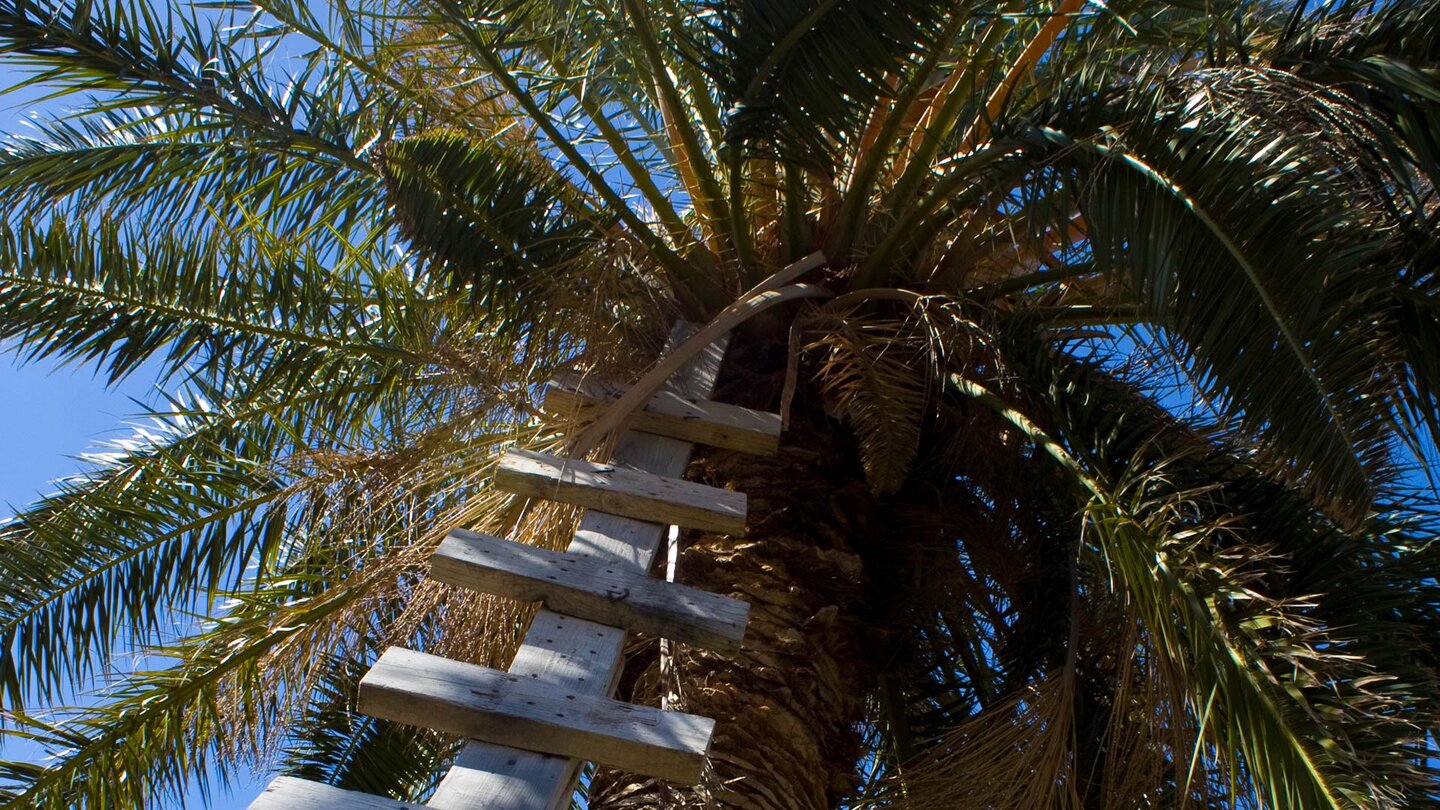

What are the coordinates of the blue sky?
(0, 361, 269, 809)
(0, 68, 268, 810)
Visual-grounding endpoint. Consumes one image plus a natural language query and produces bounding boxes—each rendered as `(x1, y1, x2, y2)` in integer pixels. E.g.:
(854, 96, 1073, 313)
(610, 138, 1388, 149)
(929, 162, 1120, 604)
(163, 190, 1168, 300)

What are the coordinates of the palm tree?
(1, 0, 1439, 807)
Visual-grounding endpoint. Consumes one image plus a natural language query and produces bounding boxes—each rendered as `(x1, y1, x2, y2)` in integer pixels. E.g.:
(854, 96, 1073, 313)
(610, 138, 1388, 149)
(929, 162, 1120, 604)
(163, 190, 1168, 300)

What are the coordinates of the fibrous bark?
(587, 417, 881, 810)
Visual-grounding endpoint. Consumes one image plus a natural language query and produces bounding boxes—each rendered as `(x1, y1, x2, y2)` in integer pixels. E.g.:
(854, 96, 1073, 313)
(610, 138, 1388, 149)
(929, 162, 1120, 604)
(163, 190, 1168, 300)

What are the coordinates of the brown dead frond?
(865, 670, 1081, 810)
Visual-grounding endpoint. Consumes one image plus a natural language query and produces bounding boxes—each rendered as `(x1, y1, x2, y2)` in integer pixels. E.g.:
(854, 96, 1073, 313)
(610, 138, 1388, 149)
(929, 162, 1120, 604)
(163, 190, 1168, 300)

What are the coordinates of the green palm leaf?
(0, 0, 1438, 806)
(1020, 332, 1440, 804)
(0, 575, 404, 809)
(0, 366, 421, 710)
(685, 0, 959, 169)
(279, 653, 458, 801)
(1042, 69, 1412, 525)
(0, 0, 366, 169)
(0, 216, 412, 384)
(379, 129, 598, 316)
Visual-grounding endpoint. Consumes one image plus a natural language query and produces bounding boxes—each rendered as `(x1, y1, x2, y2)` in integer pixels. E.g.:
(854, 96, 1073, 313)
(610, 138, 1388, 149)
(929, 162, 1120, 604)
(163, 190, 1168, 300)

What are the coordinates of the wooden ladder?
(251, 324, 779, 809)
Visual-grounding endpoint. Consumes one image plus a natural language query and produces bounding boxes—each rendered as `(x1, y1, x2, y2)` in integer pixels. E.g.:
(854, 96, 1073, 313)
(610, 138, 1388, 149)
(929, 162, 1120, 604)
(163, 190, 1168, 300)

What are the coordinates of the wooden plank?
(494, 449, 747, 536)
(425, 326, 728, 810)
(544, 373, 781, 456)
(425, 744, 577, 810)
(249, 777, 421, 809)
(432, 528, 749, 651)
(358, 647, 714, 785)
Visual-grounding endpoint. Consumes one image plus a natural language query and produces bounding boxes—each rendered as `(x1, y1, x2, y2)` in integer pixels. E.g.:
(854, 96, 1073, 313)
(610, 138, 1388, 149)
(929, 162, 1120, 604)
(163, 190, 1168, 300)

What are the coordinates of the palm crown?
(0, 0, 1438, 807)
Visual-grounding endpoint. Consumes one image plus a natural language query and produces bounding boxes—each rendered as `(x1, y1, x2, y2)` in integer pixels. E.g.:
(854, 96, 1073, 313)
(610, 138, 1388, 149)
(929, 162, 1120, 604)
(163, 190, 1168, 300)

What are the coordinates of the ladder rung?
(544, 373, 781, 455)
(495, 449, 747, 535)
(358, 647, 714, 784)
(433, 529, 748, 651)
(249, 776, 419, 809)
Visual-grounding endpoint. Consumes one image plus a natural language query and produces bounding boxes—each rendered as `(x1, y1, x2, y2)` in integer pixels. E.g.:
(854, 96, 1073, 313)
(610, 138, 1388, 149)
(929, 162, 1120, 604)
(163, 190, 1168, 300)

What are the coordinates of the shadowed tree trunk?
(588, 408, 885, 810)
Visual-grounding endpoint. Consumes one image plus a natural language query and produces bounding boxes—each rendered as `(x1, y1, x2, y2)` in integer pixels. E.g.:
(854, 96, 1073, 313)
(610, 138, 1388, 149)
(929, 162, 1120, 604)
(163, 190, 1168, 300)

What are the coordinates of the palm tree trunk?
(588, 416, 882, 810)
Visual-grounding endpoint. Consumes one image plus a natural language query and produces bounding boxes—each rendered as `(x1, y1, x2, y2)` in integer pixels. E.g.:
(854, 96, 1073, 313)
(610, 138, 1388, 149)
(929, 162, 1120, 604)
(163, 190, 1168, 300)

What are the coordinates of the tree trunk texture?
(586, 414, 884, 810)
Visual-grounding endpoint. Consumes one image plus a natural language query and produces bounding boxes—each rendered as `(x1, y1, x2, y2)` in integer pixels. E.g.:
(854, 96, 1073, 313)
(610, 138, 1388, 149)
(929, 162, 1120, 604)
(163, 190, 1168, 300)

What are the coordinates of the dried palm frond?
(802, 306, 935, 494)
(863, 670, 1080, 810)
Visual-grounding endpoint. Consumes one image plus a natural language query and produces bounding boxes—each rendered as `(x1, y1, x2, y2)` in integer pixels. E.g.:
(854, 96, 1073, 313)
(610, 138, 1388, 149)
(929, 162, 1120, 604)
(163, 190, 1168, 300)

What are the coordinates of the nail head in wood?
(358, 647, 715, 785)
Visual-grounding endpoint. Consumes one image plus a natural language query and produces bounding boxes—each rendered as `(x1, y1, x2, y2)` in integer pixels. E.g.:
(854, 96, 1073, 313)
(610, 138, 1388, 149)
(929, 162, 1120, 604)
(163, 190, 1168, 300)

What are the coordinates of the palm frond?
(0, 109, 383, 242)
(802, 305, 935, 494)
(0, 216, 415, 385)
(1016, 331, 1440, 806)
(0, 562, 418, 809)
(942, 359, 1440, 808)
(413, 0, 708, 302)
(0, 0, 367, 170)
(0, 397, 545, 806)
(1038, 66, 1420, 525)
(378, 129, 598, 317)
(864, 671, 1080, 809)
(0, 366, 424, 710)
(683, 0, 958, 170)
(279, 653, 459, 801)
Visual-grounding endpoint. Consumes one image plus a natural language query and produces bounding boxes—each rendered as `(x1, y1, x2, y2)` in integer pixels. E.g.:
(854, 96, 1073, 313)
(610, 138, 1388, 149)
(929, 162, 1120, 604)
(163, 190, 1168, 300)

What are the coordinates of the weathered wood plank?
(432, 529, 749, 651)
(544, 373, 781, 456)
(358, 647, 714, 784)
(249, 776, 421, 809)
(426, 743, 576, 810)
(494, 449, 747, 536)
(425, 326, 728, 810)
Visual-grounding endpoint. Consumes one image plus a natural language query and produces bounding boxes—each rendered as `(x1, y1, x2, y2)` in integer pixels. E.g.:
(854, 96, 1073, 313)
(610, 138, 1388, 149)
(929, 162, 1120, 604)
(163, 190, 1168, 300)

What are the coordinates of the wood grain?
(358, 647, 714, 784)
(250, 777, 422, 809)
(495, 449, 747, 536)
(544, 373, 781, 456)
(432, 528, 749, 651)
(424, 326, 729, 810)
